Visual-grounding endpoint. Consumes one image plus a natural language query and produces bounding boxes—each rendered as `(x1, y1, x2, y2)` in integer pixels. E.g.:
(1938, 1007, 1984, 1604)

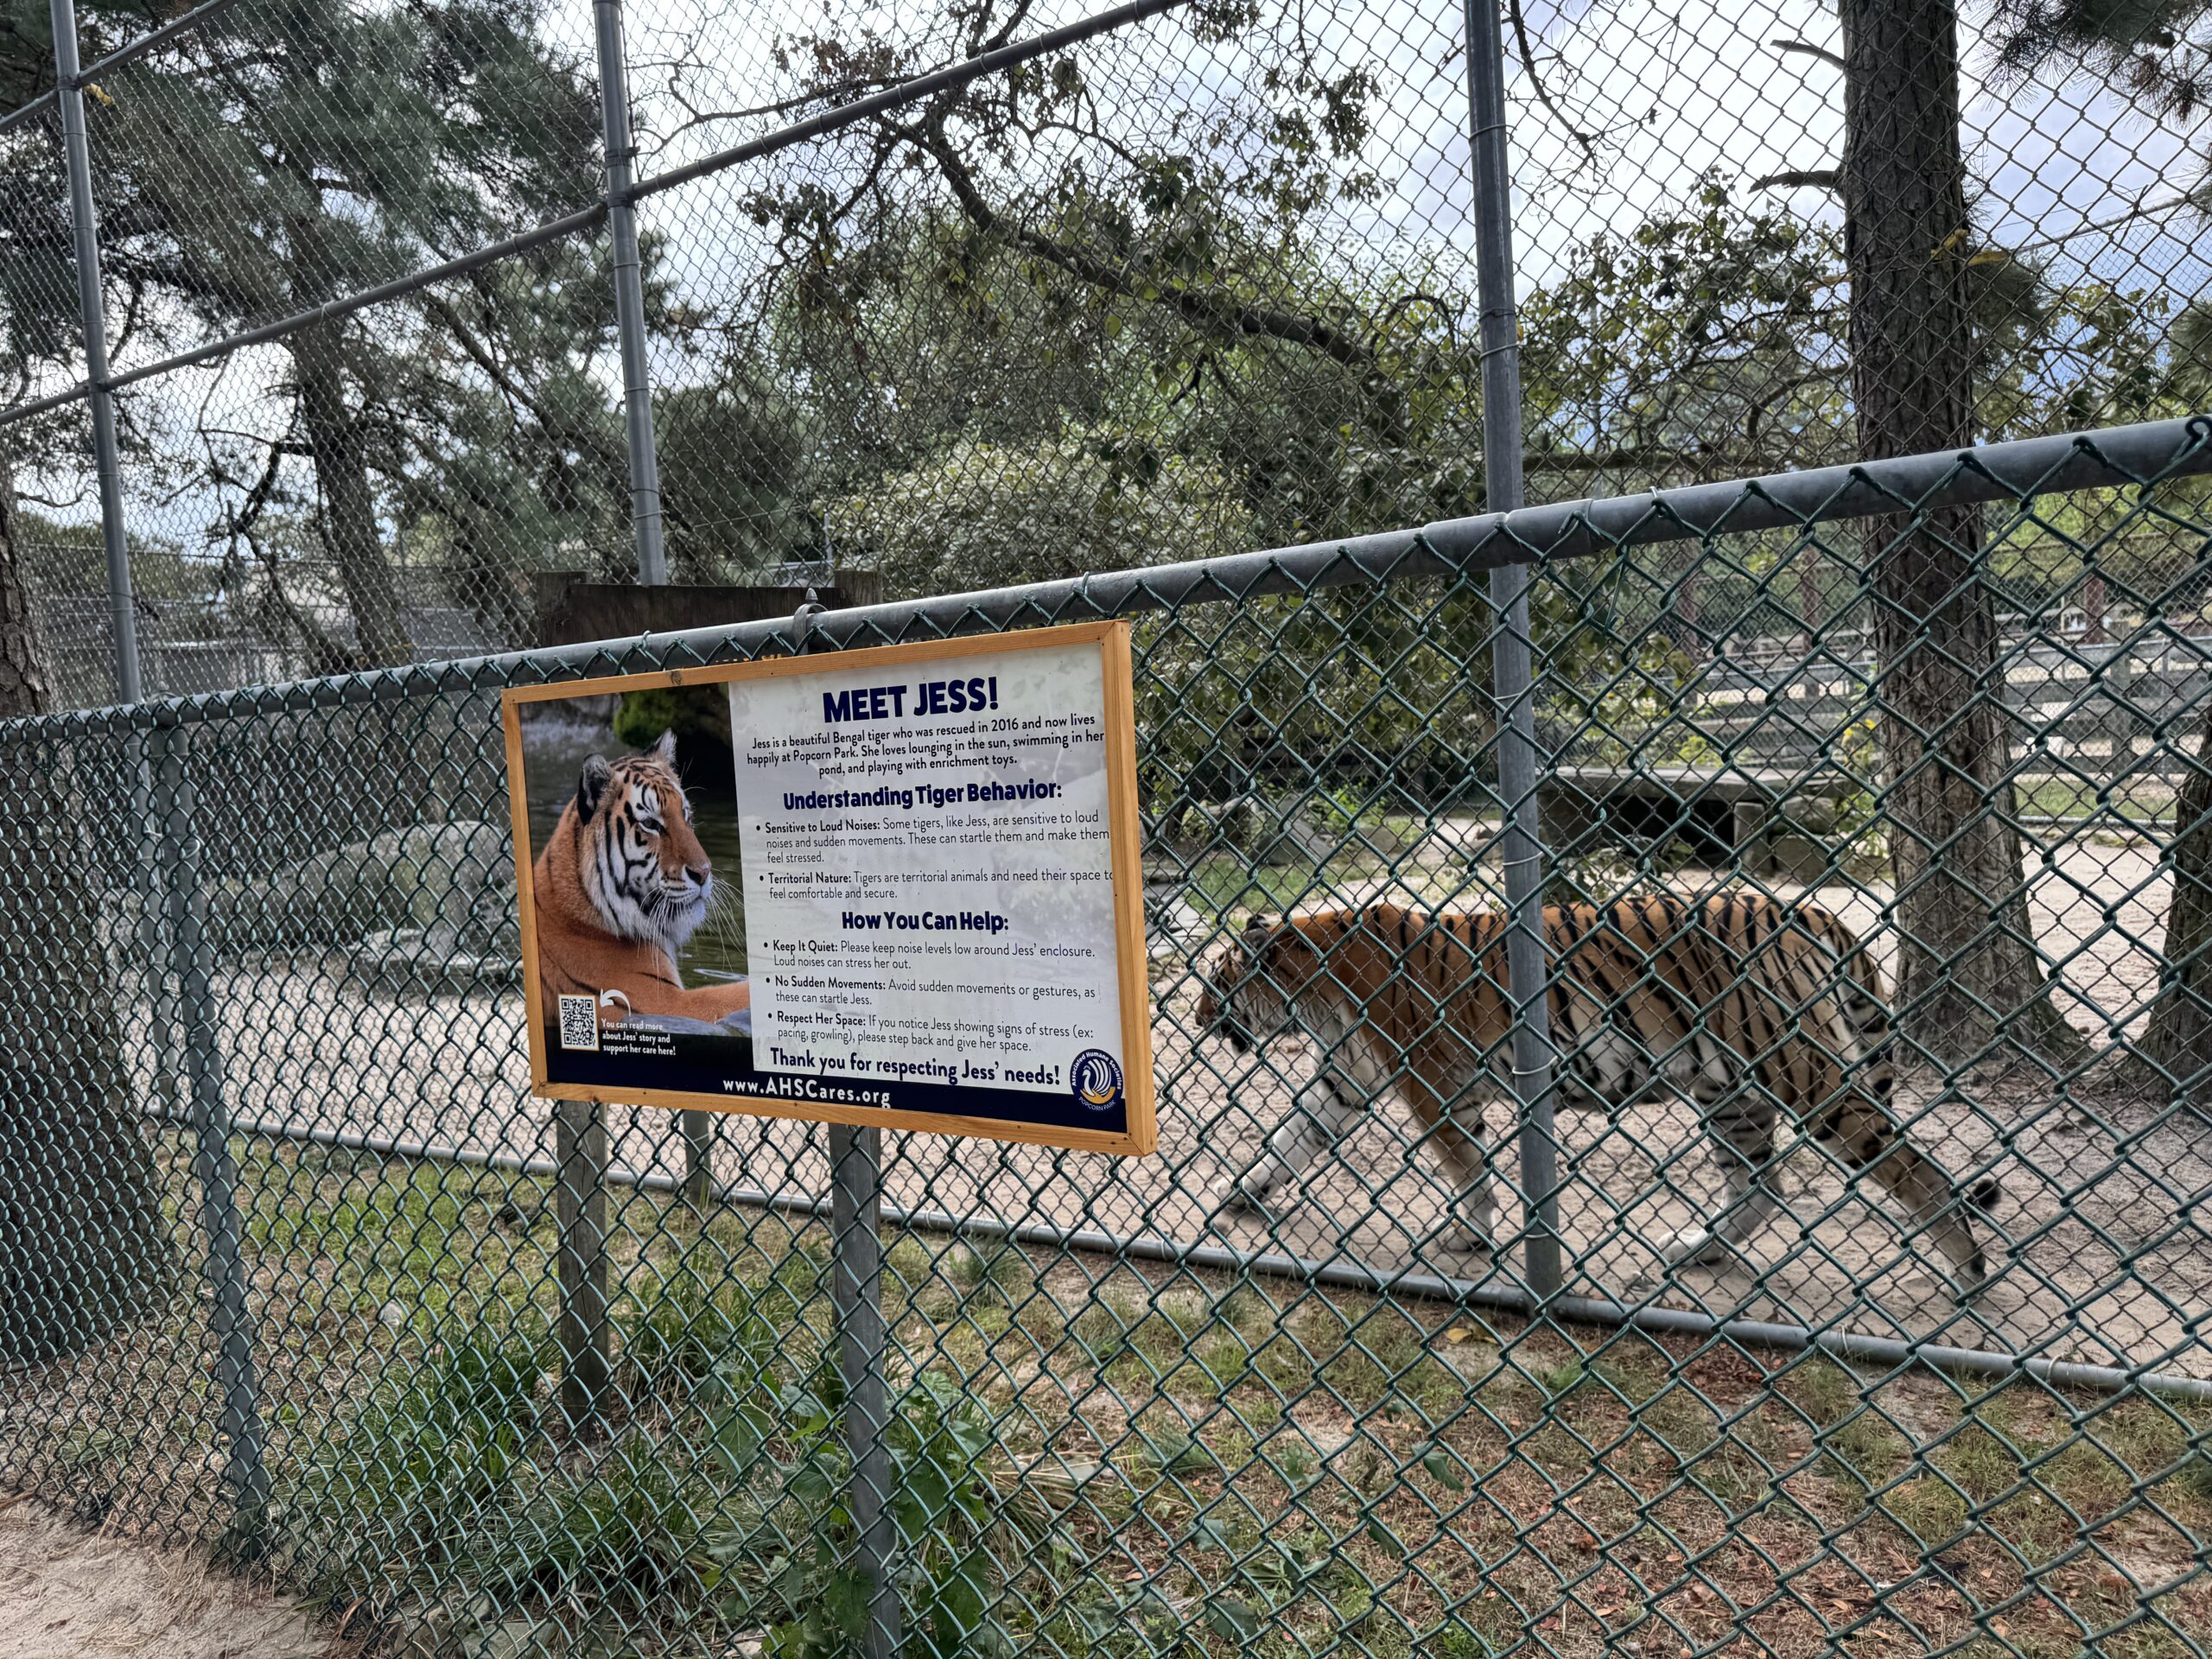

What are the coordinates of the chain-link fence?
(2, 416, 2210, 1658)
(7, 0, 2212, 1654)
(6, 0, 2206, 705)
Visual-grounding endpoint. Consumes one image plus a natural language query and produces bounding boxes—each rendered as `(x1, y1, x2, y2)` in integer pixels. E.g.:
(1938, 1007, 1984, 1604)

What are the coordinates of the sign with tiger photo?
(500, 621, 1155, 1154)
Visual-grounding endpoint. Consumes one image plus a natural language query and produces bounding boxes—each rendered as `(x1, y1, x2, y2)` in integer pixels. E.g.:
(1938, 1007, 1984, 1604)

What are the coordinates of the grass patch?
(51, 1139, 2195, 1659)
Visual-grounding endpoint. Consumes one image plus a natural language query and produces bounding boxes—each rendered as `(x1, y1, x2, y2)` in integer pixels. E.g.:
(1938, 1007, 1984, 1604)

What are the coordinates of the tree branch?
(419, 291, 626, 499)
(1752, 168, 1842, 191)
(894, 113, 1376, 372)
(643, 73, 912, 156)
(1769, 37, 1846, 71)
(1510, 0, 1599, 160)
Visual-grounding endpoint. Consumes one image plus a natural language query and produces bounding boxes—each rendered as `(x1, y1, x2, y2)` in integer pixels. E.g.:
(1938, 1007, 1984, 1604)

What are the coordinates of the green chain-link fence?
(3, 415, 2211, 1656)
(8, 0, 2212, 1651)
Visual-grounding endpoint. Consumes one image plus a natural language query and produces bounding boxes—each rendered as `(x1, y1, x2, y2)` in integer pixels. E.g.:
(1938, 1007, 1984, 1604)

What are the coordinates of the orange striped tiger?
(531, 731, 751, 1029)
(1196, 893, 1998, 1296)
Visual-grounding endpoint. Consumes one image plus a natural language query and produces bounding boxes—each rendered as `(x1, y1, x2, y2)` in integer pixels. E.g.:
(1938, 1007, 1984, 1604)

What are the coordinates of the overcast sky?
(607, 0, 2209, 296)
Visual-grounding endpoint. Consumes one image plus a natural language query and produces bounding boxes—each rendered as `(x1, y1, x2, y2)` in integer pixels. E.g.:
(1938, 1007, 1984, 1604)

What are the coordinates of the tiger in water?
(1196, 893, 1999, 1297)
(531, 730, 751, 1030)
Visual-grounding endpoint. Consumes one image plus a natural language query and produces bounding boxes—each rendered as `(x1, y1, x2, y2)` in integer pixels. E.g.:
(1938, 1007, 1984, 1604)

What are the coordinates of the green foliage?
(0, 0, 622, 659)
(468, 1433, 716, 1619)
(283, 1235, 1077, 1656)
(657, 374, 818, 580)
(829, 429, 1254, 598)
(609, 685, 696, 753)
(1991, 1, 2212, 153)
(294, 1334, 543, 1572)
(620, 1261, 779, 1397)
(704, 1368, 1054, 1659)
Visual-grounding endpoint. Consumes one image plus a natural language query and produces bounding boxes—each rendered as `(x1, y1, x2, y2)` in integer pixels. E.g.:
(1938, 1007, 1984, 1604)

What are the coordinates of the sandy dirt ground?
(0, 1497, 329, 1659)
(130, 823, 2212, 1380)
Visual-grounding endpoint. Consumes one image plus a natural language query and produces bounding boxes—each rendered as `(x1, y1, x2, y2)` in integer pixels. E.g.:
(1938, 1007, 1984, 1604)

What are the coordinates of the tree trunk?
(2080, 573, 2108, 643)
(1671, 558, 1702, 658)
(289, 317, 409, 669)
(0, 458, 172, 1361)
(2148, 701, 2212, 1096)
(1839, 0, 2082, 1071)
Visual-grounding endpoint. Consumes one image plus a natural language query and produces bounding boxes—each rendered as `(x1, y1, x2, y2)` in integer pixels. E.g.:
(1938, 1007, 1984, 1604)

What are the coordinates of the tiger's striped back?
(1204, 890, 1889, 1123)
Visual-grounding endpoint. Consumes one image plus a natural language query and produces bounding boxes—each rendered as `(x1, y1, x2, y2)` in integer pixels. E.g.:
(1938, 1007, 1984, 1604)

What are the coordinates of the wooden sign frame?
(501, 620, 1155, 1155)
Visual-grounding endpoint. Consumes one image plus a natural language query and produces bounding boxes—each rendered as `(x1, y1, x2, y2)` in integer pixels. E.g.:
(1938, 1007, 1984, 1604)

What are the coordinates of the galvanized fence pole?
(774, 588, 898, 1641)
(151, 720, 270, 1537)
(54, 0, 169, 1100)
(592, 0, 665, 583)
(555, 1097, 613, 1429)
(48, 0, 142, 705)
(1464, 0, 1561, 1298)
(830, 1122, 899, 1658)
(593, 0, 715, 1205)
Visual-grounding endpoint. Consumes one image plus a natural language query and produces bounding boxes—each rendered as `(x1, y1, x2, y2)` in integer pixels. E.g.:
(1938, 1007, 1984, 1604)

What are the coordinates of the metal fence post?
(48, 0, 142, 705)
(593, 0, 666, 587)
(592, 0, 715, 1204)
(150, 720, 270, 1537)
(1463, 0, 1562, 1299)
(830, 1122, 899, 1658)
(556, 1097, 613, 1429)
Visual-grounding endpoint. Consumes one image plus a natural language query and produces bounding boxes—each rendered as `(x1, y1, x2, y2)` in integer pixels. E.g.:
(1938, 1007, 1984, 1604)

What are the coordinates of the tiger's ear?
(575, 753, 613, 818)
(649, 729, 678, 766)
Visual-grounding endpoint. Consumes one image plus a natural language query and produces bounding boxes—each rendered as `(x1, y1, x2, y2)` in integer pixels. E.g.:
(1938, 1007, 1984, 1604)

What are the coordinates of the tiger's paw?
(1661, 1227, 1733, 1268)
(1948, 1248, 1992, 1305)
(1211, 1177, 1278, 1220)
(1440, 1224, 1493, 1256)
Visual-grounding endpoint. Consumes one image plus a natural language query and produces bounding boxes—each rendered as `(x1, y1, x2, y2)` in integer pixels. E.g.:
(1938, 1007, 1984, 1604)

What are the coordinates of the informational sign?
(501, 621, 1154, 1154)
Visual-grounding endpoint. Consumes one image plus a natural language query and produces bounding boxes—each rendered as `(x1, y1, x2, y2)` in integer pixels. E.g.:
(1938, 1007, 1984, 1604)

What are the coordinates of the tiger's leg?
(1662, 1042, 1785, 1267)
(1215, 1065, 1365, 1216)
(1817, 1098, 1989, 1298)
(1215, 1002, 1381, 1216)
(1398, 1050, 1496, 1255)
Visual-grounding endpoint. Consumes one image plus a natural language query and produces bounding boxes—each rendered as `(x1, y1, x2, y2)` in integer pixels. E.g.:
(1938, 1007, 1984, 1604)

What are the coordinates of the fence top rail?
(0, 0, 1200, 432)
(8, 414, 2208, 740)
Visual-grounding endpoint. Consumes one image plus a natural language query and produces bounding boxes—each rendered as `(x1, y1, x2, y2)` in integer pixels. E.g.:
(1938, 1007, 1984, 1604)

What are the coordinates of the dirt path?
(0, 1499, 330, 1659)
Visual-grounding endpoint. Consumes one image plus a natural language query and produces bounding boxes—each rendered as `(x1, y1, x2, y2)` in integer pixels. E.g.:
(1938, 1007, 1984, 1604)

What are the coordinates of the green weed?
(620, 1262, 777, 1398)
(291, 1334, 543, 1576)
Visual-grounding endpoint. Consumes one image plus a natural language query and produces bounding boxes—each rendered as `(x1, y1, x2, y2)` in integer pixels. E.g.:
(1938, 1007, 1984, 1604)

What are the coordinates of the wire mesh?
(10, 0, 2201, 693)
(4, 0, 2212, 1654)
(0, 423, 2209, 1657)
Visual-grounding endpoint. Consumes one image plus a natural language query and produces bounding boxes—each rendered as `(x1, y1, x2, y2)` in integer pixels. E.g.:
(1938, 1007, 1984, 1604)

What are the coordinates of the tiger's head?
(1196, 914, 1325, 1053)
(567, 730, 716, 959)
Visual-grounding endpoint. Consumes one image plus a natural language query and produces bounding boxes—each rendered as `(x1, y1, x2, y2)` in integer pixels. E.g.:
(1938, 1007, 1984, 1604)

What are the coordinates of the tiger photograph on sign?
(511, 682, 757, 1076)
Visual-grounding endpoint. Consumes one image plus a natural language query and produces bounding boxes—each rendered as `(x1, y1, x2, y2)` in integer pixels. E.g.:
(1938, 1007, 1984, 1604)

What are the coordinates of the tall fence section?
(3, 0, 2212, 1656)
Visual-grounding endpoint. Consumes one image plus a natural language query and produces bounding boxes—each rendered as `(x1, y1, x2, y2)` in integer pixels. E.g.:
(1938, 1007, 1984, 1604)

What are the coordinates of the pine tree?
(1991, 1, 2212, 1095)
(11, 0, 609, 667)
(1837, 0, 2088, 1071)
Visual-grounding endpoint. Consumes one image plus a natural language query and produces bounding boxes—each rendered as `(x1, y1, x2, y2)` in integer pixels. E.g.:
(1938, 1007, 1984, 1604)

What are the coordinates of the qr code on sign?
(557, 995, 600, 1052)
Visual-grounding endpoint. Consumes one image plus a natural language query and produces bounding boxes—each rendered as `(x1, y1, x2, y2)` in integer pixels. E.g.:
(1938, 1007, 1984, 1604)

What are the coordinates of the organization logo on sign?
(1071, 1049, 1123, 1112)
